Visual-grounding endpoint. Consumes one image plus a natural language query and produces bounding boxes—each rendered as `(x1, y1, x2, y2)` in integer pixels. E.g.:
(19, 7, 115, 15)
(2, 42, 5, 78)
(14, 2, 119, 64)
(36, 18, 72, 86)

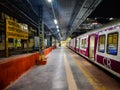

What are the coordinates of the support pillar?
(37, 5, 47, 65)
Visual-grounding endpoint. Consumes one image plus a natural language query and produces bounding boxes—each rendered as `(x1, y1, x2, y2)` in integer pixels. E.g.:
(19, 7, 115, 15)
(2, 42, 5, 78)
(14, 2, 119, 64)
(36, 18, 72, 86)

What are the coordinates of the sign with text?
(6, 19, 28, 39)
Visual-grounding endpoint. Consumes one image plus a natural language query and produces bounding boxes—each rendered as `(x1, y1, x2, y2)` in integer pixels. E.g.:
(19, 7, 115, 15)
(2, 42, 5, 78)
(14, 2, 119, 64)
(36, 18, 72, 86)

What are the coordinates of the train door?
(89, 36, 95, 60)
(78, 38, 81, 53)
(75, 38, 77, 51)
(76, 38, 80, 53)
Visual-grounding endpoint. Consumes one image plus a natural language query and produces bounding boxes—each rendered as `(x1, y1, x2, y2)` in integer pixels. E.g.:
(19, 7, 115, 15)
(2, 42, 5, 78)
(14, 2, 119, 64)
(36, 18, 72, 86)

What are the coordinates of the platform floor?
(6, 47, 120, 90)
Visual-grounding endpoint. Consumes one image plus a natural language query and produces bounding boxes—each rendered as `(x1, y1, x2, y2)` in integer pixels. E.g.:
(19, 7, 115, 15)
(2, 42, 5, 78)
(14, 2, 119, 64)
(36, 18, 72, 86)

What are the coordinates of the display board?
(6, 19, 28, 39)
(5, 19, 29, 57)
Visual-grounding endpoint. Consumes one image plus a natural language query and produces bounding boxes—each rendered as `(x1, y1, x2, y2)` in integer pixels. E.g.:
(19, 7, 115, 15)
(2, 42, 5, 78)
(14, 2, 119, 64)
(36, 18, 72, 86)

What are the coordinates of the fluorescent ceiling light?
(54, 19, 57, 24)
(92, 22, 98, 25)
(56, 25, 59, 29)
(48, 0, 52, 3)
(57, 29, 59, 32)
(109, 17, 114, 20)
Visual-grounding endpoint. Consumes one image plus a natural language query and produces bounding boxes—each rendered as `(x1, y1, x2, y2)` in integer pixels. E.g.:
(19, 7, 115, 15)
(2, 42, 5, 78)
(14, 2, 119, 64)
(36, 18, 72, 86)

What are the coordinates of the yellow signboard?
(6, 19, 28, 39)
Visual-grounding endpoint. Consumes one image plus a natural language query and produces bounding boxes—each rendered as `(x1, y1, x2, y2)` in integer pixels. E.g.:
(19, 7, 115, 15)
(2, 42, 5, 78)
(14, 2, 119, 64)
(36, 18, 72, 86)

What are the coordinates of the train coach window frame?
(76, 38, 80, 48)
(98, 35, 105, 53)
(81, 38, 87, 49)
(107, 32, 118, 55)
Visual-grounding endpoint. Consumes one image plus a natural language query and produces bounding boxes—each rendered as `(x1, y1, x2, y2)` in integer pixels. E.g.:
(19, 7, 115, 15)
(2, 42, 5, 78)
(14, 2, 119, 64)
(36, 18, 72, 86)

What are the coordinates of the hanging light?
(48, 0, 52, 3)
(92, 22, 98, 25)
(56, 25, 59, 29)
(54, 19, 57, 24)
(109, 17, 114, 20)
(57, 29, 60, 32)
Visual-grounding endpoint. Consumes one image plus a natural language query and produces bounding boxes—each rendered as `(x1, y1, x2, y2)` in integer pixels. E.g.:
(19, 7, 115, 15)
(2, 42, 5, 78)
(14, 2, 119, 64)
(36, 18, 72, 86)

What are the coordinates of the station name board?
(6, 19, 28, 39)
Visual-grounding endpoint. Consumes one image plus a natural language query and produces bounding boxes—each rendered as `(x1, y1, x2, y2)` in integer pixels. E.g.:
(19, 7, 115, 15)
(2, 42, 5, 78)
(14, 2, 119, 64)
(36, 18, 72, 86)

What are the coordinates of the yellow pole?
(6, 37, 8, 57)
(38, 5, 45, 61)
(6, 19, 8, 57)
(26, 40, 29, 53)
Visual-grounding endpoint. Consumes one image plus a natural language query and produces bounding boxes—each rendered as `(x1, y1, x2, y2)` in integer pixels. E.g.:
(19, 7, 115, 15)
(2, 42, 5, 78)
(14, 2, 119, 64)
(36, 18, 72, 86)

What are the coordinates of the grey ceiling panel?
(27, 0, 102, 40)
(2, 0, 103, 40)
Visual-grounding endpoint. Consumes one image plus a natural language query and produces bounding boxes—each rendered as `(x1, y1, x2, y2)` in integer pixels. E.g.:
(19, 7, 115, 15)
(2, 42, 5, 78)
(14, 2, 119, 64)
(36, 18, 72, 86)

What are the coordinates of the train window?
(98, 35, 105, 53)
(76, 39, 79, 48)
(81, 38, 87, 49)
(107, 32, 118, 55)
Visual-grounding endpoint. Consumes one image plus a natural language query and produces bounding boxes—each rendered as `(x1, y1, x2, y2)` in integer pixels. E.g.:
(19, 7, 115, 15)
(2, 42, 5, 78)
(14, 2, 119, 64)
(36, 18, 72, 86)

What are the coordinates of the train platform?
(5, 47, 120, 90)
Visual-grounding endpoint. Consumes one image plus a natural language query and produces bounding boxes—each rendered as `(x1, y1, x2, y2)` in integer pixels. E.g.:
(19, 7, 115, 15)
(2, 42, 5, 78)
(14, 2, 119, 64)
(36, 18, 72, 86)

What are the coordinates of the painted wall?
(0, 46, 55, 90)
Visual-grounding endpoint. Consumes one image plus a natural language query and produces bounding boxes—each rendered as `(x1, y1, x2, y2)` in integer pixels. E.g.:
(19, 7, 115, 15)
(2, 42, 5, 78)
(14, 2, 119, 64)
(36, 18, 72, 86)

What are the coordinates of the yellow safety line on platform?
(64, 54, 78, 90)
(69, 52, 107, 90)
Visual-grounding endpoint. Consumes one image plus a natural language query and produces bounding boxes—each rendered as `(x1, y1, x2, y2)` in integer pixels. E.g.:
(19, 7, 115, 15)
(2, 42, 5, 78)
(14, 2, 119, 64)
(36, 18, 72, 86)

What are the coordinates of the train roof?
(77, 19, 120, 38)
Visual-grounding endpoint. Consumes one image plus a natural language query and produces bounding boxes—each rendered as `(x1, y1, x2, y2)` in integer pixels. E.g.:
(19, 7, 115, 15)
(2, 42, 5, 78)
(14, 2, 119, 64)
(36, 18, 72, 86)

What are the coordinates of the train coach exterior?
(79, 34, 89, 59)
(68, 20, 120, 78)
(69, 38, 76, 51)
(75, 38, 79, 53)
(95, 25, 120, 78)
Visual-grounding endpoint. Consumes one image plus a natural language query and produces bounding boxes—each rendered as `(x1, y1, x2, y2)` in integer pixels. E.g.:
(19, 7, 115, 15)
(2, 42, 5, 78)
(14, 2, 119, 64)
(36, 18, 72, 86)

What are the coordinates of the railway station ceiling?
(0, 0, 120, 40)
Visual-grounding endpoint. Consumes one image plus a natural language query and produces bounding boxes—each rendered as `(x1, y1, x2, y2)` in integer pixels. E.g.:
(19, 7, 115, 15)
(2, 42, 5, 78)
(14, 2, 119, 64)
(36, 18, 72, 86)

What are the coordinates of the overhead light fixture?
(48, 0, 61, 39)
(56, 25, 59, 29)
(57, 29, 59, 32)
(92, 22, 98, 25)
(48, 0, 52, 3)
(109, 17, 114, 20)
(54, 19, 57, 24)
